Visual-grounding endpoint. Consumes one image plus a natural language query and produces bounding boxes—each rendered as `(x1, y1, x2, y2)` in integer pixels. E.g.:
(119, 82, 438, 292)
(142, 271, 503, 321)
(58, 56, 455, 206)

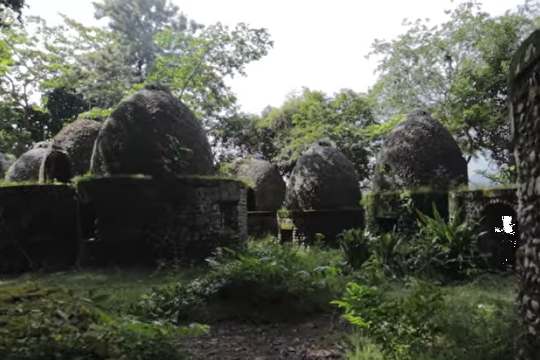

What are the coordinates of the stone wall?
(0, 185, 78, 273)
(77, 176, 247, 267)
(289, 208, 364, 244)
(509, 29, 540, 358)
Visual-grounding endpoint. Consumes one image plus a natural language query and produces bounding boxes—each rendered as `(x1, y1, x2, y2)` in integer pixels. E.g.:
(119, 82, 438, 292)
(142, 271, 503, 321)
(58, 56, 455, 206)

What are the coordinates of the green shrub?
(0, 285, 205, 360)
(345, 335, 385, 360)
(338, 229, 407, 283)
(366, 231, 407, 277)
(338, 228, 370, 269)
(135, 238, 347, 322)
(408, 206, 485, 280)
(334, 276, 517, 360)
(359, 206, 486, 281)
(332, 280, 445, 360)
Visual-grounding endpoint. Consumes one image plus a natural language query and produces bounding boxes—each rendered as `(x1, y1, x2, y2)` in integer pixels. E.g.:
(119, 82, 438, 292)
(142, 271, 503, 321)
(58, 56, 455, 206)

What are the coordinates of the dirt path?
(179, 313, 349, 359)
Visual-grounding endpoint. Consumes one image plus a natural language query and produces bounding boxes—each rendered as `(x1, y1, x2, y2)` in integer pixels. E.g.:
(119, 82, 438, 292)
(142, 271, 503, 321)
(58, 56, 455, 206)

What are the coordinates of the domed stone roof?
(373, 110, 468, 191)
(90, 86, 214, 177)
(53, 118, 102, 176)
(232, 157, 286, 211)
(5, 147, 49, 182)
(285, 139, 360, 210)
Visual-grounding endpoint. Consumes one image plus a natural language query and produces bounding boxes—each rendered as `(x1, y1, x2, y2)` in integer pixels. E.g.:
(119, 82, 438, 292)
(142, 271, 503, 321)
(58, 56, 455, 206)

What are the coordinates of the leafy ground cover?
(0, 229, 520, 359)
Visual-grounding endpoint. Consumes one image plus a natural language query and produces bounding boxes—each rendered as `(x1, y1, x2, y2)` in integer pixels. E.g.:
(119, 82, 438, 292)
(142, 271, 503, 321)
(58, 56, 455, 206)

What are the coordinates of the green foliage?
(0, 16, 88, 153)
(0, 283, 204, 359)
(215, 88, 377, 179)
(360, 204, 484, 281)
(338, 228, 370, 269)
(345, 336, 385, 360)
(410, 206, 485, 279)
(149, 23, 272, 127)
(0, 3, 272, 154)
(135, 238, 347, 322)
(94, 0, 200, 81)
(44, 87, 89, 125)
(333, 280, 445, 360)
(78, 107, 112, 121)
(335, 276, 518, 360)
(360, 113, 404, 142)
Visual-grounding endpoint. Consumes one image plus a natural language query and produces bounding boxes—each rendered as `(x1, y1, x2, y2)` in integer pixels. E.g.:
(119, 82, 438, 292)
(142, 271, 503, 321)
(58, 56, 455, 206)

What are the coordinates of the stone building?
(232, 157, 285, 211)
(373, 110, 468, 191)
(284, 139, 363, 243)
(285, 139, 360, 210)
(53, 118, 102, 176)
(5, 142, 53, 182)
(90, 86, 214, 177)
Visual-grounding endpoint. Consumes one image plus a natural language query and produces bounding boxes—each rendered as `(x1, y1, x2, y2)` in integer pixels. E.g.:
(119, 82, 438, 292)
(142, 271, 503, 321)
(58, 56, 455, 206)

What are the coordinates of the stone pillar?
(510, 29, 540, 359)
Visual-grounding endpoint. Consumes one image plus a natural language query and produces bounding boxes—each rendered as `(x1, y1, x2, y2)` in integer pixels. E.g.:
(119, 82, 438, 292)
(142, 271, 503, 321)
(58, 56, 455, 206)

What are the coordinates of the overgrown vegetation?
(0, 224, 521, 359)
(135, 238, 347, 323)
(0, 271, 207, 360)
(332, 203, 519, 359)
(339, 206, 486, 282)
(335, 276, 518, 360)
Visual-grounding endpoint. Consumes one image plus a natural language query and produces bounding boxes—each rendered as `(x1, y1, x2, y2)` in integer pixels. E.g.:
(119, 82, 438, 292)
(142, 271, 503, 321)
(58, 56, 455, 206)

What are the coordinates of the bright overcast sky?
(26, 0, 523, 115)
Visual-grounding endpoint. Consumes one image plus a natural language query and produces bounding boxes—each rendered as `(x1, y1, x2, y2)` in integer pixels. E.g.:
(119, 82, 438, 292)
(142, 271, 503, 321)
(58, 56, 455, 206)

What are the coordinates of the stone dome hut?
(285, 139, 361, 210)
(90, 86, 214, 177)
(232, 157, 286, 211)
(53, 118, 102, 176)
(5, 144, 50, 182)
(373, 110, 468, 191)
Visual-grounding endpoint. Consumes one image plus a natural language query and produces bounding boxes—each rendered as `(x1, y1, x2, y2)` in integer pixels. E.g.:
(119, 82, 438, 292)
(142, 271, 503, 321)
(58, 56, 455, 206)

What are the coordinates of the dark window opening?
(479, 204, 520, 270)
(220, 201, 239, 230)
(247, 188, 256, 211)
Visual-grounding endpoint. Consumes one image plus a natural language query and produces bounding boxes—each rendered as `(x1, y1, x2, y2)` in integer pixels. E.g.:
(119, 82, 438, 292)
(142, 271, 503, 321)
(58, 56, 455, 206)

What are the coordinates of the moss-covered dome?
(373, 110, 468, 191)
(90, 86, 214, 177)
(5, 147, 49, 182)
(285, 139, 360, 210)
(53, 118, 102, 176)
(232, 157, 285, 211)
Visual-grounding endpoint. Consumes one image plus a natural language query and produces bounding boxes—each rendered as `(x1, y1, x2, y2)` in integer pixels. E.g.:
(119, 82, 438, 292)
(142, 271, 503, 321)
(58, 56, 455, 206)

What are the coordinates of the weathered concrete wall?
(248, 211, 279, 237)
(0, 185, 78, 273)
(77, 176, 247, 267)
(364, 190, 449, 235)
(289, 208, 364, 244)
(449, 187, 517, 222)
(509, 29, 540, 358)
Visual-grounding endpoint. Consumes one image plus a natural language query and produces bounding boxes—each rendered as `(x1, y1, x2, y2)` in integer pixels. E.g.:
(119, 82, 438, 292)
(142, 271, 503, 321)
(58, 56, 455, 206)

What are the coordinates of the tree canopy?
(0, 0, 273, 156)
(214, 88, 378, 182)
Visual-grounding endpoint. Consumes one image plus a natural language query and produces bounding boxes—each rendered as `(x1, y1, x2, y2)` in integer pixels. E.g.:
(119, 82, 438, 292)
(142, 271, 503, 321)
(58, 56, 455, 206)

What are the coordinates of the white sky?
(25, 0, 525, 184)
(26, 0, 522, 115)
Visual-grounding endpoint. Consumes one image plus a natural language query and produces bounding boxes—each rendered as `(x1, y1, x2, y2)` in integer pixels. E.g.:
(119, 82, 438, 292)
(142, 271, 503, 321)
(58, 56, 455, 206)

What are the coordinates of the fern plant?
(412, 205, 484, 279)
